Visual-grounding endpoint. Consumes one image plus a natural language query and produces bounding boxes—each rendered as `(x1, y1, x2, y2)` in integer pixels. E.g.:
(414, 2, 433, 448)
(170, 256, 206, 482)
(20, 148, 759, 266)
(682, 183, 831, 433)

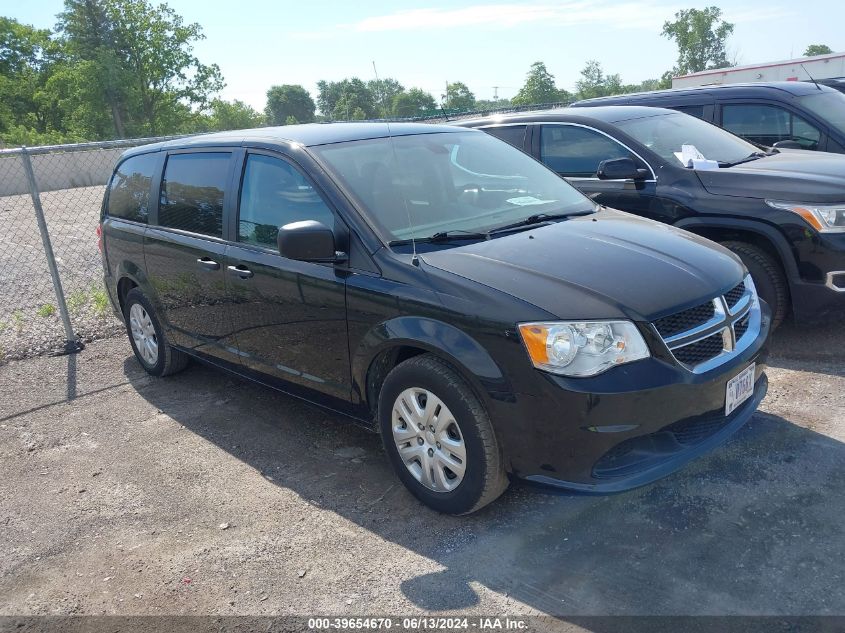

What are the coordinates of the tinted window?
(673, 104, 705, 119)
(798, 91, 845, 136)
(484, 125, 526, 149)
(722, 104, 821, 150)
(159, 153, 230, 237)
(238, 154, 336, 247)
(540, 125, 634, 177)
(107, 153, 158, 222)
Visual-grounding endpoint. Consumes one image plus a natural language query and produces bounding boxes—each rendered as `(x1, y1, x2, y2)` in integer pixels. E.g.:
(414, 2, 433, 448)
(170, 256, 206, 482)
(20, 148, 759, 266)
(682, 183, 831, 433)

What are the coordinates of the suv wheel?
(378, 354, 508, 514)
(124, 288, 189, 376)
(721, 241, 789, 329)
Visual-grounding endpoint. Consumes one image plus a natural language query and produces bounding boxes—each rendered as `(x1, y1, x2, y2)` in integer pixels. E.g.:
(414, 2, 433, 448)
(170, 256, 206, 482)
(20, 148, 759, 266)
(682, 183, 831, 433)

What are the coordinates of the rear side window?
(484, 125, 527, 150)
(238, 154, 336, 248)
(159, 152, 231, 237)
(540, 125, 635, 177)
(107, 153, 158, 223)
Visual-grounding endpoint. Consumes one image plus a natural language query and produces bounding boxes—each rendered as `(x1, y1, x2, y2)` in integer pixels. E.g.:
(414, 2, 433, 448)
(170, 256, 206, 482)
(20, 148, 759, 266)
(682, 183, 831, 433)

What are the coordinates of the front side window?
(722, 104, 821, 150)
(238, 154, 336, 248)
(310, 131, 595, 243)
(107, 153, 158, 223)
(159, 153, 230, 237)
(540, 125, 637, 177)
(798, 91, 845, 137)
(672, 104, 706, 119)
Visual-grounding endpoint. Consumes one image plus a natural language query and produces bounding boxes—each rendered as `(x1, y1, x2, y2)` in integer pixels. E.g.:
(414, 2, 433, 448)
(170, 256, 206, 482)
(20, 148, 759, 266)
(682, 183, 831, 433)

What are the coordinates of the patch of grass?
(67, 289, 90, 312)
(91, 289, 110, 318)
(37, 304, 56, 318)
(0, 320, 7, 334)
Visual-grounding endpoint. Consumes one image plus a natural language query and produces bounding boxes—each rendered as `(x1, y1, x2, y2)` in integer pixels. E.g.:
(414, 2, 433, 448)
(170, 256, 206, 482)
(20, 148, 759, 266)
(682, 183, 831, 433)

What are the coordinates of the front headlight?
(765, 200, 845, 233)
(518, 320, 650, 377)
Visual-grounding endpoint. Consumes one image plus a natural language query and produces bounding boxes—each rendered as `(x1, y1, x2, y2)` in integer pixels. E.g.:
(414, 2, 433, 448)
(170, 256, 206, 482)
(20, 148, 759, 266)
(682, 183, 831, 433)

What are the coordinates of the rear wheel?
(124, 288, 189, 376)
(378, 354, 508, 514)
(721, 241, 789, 329)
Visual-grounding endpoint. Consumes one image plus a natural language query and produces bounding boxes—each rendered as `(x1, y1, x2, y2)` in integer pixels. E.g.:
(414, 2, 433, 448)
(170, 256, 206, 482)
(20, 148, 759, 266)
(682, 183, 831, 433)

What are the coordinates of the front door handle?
(197, 257, 220, 271)
(227, 264, 254, 279)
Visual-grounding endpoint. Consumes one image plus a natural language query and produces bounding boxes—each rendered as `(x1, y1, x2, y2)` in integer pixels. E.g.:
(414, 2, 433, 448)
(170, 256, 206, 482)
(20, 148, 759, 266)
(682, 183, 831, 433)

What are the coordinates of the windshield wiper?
(389, 230, 489, 247)
(487, 210, 594, 236)
(718, 152, 769, 168)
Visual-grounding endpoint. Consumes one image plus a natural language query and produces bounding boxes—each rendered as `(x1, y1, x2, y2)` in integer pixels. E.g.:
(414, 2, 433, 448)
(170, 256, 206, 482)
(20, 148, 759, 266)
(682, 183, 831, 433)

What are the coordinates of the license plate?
(725, 363, 755, 416)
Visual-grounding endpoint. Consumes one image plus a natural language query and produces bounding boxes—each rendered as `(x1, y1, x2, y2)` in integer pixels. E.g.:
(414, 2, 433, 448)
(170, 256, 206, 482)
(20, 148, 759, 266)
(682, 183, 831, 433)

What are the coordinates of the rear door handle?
(227, 264, 254, 279)
(197, 257, 220, 271)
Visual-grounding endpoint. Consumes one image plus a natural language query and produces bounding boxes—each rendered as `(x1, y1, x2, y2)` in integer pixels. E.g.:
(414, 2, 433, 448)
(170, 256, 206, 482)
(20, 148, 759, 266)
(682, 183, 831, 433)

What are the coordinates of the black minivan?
(101, 123, 770, 514)
(572, 82, 845, 154)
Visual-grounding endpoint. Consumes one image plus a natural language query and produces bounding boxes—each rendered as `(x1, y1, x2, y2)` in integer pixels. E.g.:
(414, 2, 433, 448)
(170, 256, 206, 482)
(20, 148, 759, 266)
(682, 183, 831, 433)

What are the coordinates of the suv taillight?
(96, 224, 102, 252)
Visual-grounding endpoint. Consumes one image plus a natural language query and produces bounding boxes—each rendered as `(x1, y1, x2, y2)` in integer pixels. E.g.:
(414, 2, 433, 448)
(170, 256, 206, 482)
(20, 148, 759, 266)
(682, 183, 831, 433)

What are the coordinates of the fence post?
(19, 147, 83, 354)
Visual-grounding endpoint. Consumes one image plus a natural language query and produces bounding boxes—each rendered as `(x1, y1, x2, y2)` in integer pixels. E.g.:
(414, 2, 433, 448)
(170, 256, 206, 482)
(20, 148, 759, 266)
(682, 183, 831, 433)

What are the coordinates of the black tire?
(123, 288, 189, 377)
(378, 354, 508, 515)
(721, 241, 789, 329)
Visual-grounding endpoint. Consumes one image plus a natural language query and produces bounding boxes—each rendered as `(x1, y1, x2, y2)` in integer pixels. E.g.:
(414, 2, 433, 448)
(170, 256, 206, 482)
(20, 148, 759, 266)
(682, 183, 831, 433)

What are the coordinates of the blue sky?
(7, 0, 844, 111)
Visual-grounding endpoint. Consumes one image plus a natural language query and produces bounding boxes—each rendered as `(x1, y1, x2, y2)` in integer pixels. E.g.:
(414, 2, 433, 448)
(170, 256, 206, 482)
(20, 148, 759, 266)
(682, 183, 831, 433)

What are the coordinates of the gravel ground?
(0, 319, 843, 630)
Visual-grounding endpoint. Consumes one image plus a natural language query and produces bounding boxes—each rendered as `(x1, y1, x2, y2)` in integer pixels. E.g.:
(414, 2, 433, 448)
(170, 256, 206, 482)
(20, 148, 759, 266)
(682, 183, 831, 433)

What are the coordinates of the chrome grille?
(652, 275, 760, 373)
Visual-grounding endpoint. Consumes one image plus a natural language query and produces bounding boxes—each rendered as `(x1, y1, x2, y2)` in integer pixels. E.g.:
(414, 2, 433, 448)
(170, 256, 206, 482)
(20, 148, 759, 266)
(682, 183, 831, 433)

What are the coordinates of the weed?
(12, 310, 25, 332)
(91, 290, 110, 318)
(67, 290, 89, 312)
(37, 304, 56, 318)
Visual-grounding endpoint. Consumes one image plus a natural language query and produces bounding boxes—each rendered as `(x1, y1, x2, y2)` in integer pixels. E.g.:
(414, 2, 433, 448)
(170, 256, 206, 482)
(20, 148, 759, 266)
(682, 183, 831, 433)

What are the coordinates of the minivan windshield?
(310, 131, 595, 243)
(615, 111, 761, 165)
(797, 90, 845, 136)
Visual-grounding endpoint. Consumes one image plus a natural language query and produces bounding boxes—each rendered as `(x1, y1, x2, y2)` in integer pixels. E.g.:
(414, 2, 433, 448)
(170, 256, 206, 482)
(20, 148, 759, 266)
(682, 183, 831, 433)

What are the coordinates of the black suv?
(571, 82, 845, 154)
(461, 107, 845, 327)
(101, 123, 769, 514)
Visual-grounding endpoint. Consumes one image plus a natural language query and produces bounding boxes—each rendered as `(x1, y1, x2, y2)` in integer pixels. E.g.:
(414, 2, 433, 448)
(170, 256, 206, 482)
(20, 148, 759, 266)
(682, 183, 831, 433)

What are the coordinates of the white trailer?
(673, 52, 845, 88)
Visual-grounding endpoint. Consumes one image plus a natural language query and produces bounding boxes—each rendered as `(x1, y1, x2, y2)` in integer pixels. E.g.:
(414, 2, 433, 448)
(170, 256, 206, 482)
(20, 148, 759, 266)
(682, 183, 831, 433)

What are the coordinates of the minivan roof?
(571, 81, 836, 107)
(121, 122, 466, 158)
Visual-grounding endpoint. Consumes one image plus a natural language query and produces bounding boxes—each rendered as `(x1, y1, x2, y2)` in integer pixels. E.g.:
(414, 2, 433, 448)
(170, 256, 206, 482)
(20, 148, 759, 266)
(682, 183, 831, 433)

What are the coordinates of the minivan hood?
(420, 209, 745, 322)
(697, 150, 845, 201)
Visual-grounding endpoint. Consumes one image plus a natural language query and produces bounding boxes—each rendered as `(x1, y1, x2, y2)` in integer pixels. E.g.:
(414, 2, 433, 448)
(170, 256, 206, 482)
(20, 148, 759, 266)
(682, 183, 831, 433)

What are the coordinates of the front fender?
(351, 316, 513, 409)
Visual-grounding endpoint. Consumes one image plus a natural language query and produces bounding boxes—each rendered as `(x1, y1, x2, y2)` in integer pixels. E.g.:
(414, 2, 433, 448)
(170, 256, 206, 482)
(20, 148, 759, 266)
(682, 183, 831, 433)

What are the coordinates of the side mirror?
(597, 157, 648, 180)
(772, 139, 803, 150)
(277, 220, 344, 263)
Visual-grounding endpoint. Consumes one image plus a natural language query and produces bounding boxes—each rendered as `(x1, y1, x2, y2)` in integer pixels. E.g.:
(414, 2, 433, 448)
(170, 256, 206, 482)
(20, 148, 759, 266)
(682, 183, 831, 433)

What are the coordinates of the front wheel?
(721, 241, 789, 329)
(378, 354, 508, 514)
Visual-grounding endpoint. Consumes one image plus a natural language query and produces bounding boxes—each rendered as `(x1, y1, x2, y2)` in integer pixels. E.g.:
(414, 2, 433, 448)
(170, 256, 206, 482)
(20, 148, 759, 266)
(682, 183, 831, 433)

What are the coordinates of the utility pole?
(492, 86, 500, 100)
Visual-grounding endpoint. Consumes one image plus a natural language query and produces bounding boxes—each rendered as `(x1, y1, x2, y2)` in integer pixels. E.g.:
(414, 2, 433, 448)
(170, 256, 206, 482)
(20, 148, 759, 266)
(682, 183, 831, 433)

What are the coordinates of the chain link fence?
(0, 137, 180, 362)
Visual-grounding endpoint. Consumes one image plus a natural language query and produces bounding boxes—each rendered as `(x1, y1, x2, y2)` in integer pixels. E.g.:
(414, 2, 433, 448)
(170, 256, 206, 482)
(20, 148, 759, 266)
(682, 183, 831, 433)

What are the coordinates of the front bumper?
(791, 275, 845, 322)
(488, 303, 771, 492)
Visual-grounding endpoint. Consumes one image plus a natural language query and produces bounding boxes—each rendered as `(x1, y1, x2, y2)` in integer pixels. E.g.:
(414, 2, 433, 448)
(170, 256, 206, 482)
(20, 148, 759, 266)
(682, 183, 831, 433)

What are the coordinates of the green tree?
(661, 7, 735, 75)
(0, 17, 68, 145)
(265, 84, 315, 125)
(207, 99, 264, 131)
(56, 0, 224, 137)
(368, 77, 404, 117)
(512, 62, 565, 106)
(316, 78, 376, 119)
(391, 87, 436, 117)
(804, 44, 833, 57)
(575, 60, 624, 100)
(443, 81, 475, 110)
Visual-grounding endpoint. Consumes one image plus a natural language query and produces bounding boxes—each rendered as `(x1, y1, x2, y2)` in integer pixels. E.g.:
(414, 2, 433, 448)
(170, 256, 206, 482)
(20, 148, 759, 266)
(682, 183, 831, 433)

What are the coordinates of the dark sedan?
(461, 107, 845, 327)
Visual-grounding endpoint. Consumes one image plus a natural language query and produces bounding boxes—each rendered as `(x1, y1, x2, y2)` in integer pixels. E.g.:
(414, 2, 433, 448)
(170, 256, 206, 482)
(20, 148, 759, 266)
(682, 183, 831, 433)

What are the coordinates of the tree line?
(0, 1, 835, 147)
